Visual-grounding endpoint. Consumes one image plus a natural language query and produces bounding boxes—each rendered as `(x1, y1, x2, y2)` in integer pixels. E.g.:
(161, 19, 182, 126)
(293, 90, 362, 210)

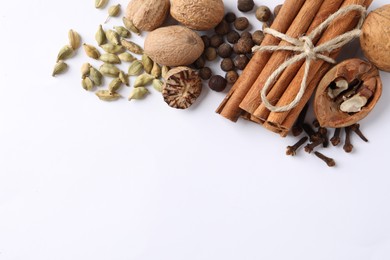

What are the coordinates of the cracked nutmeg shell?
(162, 67, 202, 109)
(314, 58, 382, 128)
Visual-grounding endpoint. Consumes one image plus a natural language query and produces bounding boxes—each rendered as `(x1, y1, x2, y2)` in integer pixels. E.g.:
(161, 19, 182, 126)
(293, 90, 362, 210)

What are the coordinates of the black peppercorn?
(220, 58, 235, 72)
(201, 35, 210, 48)
(252, 30, 265, 45)
(256, 6, 272, 22)
(225, 70, 239, 84)
(226, 30, 240, 44)
(215, 20, 230, 36)
(237, 0, 255, 13)
(204, 47, 217, 61)
(234, 54, 250, 70)
(210, 34, 224, 48)
(233, 37, 254, 54)
(224, 12, 237, 23)
(218, 43, 233, 58)
(209, 75, 227, 92)
(234, 17, 250, 31)
(199, 67, 212, 80)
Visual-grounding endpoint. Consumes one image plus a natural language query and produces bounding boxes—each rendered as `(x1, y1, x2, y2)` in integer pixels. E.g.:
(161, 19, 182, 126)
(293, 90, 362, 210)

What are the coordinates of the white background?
(1, 0, 390, 259)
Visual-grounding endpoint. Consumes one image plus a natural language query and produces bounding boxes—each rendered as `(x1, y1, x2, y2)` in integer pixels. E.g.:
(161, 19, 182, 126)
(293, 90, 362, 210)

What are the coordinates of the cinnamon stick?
(215, 0, 306, 122)
(239, 0, 325, 116)
(253, 0, 345, 121)
(265, 0, 371, 136)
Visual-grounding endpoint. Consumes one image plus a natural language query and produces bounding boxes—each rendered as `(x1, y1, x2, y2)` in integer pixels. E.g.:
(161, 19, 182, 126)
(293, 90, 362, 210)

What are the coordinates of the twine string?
(252, 5, 367, 113)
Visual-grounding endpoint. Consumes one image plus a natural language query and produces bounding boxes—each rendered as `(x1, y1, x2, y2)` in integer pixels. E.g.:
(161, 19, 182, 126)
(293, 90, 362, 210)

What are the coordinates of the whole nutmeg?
(125, 0, 170, 31)
(170, 0, 225, 31)
(237, 0, 255, 13)
(226, 30, 240, 44)
(234, 54, 250, 70)
(234, 17, 250, 31)
(255, 6, 272, 23)
(314, 59, 382, 128)
(209, 75, 227, 92)
(144, 25, 204, 66)
(218, 43, 233, 58)
(221, 58, 235, 72)
(360, 5, 390, 72)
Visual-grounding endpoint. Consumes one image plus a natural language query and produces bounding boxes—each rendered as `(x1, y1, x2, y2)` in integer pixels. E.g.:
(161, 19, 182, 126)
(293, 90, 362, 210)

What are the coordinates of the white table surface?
(1, 1, 390, 259)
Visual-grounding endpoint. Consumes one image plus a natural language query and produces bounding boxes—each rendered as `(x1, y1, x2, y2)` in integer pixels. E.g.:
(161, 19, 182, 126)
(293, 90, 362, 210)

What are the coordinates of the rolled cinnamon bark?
(253, 0, 345, 121)
(215, 0, 306, 122)
(264, 0, 371, 136)
(239, 0, 326, 116)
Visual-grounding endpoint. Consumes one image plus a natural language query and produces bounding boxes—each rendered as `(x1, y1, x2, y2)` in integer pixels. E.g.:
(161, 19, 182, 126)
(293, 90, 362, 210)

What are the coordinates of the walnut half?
(314, 59, 382, 128)
(162, 67, 202, 109)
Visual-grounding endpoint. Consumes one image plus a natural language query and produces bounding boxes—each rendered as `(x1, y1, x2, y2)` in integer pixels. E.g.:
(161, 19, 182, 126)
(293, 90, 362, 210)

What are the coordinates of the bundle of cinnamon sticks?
(216, 0, 372, 137)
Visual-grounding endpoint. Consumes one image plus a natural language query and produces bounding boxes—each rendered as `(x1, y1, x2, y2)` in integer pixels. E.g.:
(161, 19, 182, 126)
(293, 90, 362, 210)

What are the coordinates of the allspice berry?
(240, 31, 252, 39)
(221, 58, 235, 72)
(234, 54, 250, 70)
(209, 75, 227, 92)
(274, 4, 283, 17)
(225, 12, 237, 23)
(234, 17, 250, 31)
(218, 43, 233, 58)
(215, 20, 230, 36)
(201, 35, 211, 48)
(199, 67, 212, 80)
(238, 0, 255, 13)
(252, 30, 265, 45)
(234, 37, 254, 54)
(193, 55, 206, 69)
(210, 34, 224, 48)
(227, 30, 240, 44)
(256, 6, 272, 22)
(226, 70, 239, 84)
(204, 47, 218, 61)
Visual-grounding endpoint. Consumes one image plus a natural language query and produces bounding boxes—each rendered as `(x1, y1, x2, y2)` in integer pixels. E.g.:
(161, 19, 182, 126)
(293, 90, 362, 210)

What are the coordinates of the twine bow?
(252, 5, 367, 112)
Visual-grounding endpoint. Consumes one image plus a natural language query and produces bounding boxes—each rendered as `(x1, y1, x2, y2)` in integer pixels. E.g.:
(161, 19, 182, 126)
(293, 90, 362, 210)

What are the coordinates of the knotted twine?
(252, 5, 367, 113)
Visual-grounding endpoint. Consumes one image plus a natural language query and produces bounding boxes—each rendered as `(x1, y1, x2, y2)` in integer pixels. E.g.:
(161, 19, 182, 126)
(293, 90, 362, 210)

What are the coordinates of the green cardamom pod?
(81, 63, 91, 79)
(95, 25, 106, 46)
(120, 39, 143, 54)
(95, 0, 108, 9)
(83, 43, 100, 59)
(105, 4, 121, 23)
(128, 60, 144, 76)
(99, 63, 120, 77)
(99, 53, 121, 64)
(152, 79, 164, 92)
(108, 78, 123, 93)
(105, 29, 120, 45)
(114, 26, 131, 38)
(118, 52, 136, 62)
(68, 29, 81, 50)
(134, 73, 154, 88)
(82, 77, 94, 91)
(161, 65, 170, 79)
(96, 90, 121, 101)
(119, 71, 129, 86)
(122, 17, 141, 35)
(142, 54, 153, 74)
(151, 62, 161, 78)
(100, 43, 124, 54)
(56, 45, 74, 62)
(52, 61, 68, 77)
(128, 87, 149, 101)
(89, 67, 103, 86)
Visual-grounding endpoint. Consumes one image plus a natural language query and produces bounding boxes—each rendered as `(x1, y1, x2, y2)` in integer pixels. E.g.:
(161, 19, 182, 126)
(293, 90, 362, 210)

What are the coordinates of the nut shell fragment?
(162, 67, 202, 109)
(314, 59, 382, 128)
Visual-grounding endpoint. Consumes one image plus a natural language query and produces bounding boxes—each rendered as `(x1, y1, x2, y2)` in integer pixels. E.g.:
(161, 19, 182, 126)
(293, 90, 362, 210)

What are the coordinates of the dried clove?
(330, 128, 341, 146)
(350, 124, 368, 142)
(314, 151, 336, 167)
(343, 126, 353, 153)
(286, 136, 308, 156)
(304, 137, 325, 153)
(292, 104, 308, 136)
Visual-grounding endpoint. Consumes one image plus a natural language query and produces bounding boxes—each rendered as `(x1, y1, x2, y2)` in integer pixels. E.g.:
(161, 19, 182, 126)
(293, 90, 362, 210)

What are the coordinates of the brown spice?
(252, 30, 265, 45)
(210, 34, 224, 48)
(204, 47, 218, 61)
(274, 4, 283, 17)
(221, 58, 235, 72)
(209, 75, 228, 92)
(234, 55, 250, 70)
(226, 70, 239, 84)
(218, 43, 233, 58)
(255, 6, 272, 22)
(238, 0, 255, 12)
(215, 20, 230, 35)
(234, 17, 250, 31)
(225, 12, 237, 23)
(199, 67, 212, 80)
(227, 30, 240, 44)
(201, 35, 210, 48)
(234, 38, 254, 54)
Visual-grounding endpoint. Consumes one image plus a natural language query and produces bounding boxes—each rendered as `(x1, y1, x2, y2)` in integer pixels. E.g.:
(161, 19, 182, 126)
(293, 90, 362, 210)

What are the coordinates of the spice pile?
(52, 0, 390, 167)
